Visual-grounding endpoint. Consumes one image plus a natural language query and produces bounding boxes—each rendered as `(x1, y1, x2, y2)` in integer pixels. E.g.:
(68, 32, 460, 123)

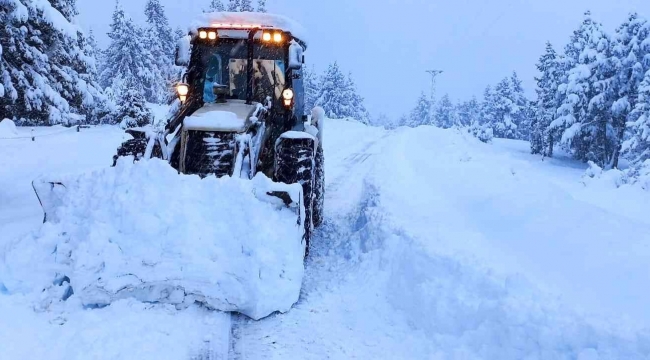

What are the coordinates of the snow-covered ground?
(2, 119, 650, 359)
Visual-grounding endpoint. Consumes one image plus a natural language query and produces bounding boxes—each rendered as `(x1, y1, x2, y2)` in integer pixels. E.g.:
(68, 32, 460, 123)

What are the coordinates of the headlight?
(282, 88, 294, 108)
(273, 32, 283, 43)
(262, 32, 272, 42)
(177, 84, 189, 96)
(199, 31, 207, 39)
(282, 88, 294, 100)
(177, 83, 189, 103)
(208, 31, 217, 40)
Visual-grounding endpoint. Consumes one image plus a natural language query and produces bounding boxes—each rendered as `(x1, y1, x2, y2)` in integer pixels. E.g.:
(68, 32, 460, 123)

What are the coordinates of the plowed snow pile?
(1, 158, 305, 320)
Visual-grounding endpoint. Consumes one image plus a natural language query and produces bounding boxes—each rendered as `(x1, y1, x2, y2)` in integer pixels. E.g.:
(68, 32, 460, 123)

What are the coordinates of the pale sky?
(77, 0, 650, 120)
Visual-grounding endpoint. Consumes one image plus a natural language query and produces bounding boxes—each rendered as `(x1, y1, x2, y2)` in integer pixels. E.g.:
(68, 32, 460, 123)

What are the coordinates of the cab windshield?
(198, 39, 286, 104)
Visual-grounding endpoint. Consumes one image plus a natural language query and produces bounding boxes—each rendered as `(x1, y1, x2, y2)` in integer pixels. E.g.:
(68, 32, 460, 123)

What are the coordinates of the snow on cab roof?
(191, 12, 308, 46)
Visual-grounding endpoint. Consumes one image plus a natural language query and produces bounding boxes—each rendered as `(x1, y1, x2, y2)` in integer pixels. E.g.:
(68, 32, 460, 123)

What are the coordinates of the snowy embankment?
(235, 121, 650, 359)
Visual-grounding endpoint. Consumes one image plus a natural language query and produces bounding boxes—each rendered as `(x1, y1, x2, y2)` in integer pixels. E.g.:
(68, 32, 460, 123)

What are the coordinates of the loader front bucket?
(32, 179, 67, 223)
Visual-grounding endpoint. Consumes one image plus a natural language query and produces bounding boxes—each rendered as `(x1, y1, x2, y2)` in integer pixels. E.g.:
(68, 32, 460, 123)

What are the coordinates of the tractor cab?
(171, 12, 308, 134)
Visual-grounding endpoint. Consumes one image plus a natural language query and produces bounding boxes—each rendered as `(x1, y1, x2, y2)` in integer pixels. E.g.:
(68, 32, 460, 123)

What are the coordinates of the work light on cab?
(176, 83, 189, 103)
(282, 88, 294, 107)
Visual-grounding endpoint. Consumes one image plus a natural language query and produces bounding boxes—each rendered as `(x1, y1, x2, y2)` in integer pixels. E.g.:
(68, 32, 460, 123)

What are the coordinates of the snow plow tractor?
(36, 13, 324, 256)
(114, 13, 324, 253)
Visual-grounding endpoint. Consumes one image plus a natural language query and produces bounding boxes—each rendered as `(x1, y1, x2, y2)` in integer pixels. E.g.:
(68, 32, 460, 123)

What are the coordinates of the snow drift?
(0, 119, 19, 138)
(1, 158, 305, 320)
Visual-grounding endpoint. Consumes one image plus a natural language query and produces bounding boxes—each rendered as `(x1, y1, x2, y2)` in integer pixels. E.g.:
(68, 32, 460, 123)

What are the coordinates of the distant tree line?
(389, 11, 650, 182)
(393, 71, 532, 144)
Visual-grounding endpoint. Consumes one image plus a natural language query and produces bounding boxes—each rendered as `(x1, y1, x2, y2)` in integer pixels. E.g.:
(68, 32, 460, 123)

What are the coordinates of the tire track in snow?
(225, 129, 391, 359)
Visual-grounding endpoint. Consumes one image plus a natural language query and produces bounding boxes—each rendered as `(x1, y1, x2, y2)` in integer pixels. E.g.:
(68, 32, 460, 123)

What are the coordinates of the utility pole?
(426, 70, 443, 125)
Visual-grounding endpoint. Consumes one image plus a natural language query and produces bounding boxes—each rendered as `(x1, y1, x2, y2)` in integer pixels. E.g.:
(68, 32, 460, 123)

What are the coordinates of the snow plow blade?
(32, 178, 67, 223)
(27, 160, 306, 320)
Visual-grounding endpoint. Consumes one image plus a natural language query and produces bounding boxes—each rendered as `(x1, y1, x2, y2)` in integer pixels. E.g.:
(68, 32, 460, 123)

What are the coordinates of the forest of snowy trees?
(0, 0, 369, 127)
(1, 1, 648, 181)
(304, 63, 370, 124)
(396, 11, 650, 180)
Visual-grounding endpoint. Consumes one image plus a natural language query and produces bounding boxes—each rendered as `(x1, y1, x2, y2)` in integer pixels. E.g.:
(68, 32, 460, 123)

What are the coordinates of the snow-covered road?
(2, 120, 650, 359)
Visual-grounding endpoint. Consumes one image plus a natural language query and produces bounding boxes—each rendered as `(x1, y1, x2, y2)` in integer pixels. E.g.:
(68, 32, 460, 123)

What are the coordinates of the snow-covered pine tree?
(303, 66, 320, 115)
(408, 92, 431, 127)
(469, 86, 497, 142)
(456, 97, 480, 128)
(1, 0, 104, 125)
(612, 13, 650, 168)
(240, 0, 254, 12)
(204, 0, 226, 12)
(315, 62, 350, 120)
(145, 0, 175, 60)
(553, 11, 619, 167)
(144, 0, 176, 103)
(491, 77, 518, 139)
(100, 2, 158, 103)
(117, 79, 153, 128)
(624, 20, 650, 172)
(480, 85, 497, 129)
(510, 72, 530, 139)
(532, 42, 562, 156)
(227, 0, 241, 11)
(627, 69, 650, 166)
(345, 72, 370, 124)
(256, 0, 266, 12)
(434, 94, 456, 128)
(51, 0, 78, 21)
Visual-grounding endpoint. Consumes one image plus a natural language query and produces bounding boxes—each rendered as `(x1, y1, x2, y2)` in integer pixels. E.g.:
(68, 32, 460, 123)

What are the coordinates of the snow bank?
(0, 119, 18, 138)
(0, 297, 230, 360)
(1, 159, 305, 320)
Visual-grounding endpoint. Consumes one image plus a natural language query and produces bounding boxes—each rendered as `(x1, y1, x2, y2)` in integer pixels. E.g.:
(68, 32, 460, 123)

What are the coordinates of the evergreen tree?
(144, 0, 176, 103)
(303, 66, 320, 115)
(434, 94, 456, 128)
(205, 0, 226, 12)
(257, 0, 266, 12)
(554, 11, 619, 167)
(316, 62, 353, 120)
(345, 72, 370, 124)
(491, 77, 518, 139)
(457, 97, 480, 127)
(1, 0, 104, 125)
(117, 79, 154, 128)
(240, 0, 254, 11)
(315, 65, 368, 123)
(227, 0, 241, 11)
(480, 85, 497, 131)
(51, 0, 78, 22)
(510, 72, 530, 139)
(532, 42, 562, 156)
(625, 57, 650, 168)
(611, 13, 650, 168)
(100, 2, 158, 103)
(408, 92, 431, 127)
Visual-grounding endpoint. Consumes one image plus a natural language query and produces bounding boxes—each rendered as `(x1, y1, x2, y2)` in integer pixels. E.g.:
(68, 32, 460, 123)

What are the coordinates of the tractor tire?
(312, 146, 325, 228)
(112, 137, 163, 167)
(275, 136, 317, 257)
